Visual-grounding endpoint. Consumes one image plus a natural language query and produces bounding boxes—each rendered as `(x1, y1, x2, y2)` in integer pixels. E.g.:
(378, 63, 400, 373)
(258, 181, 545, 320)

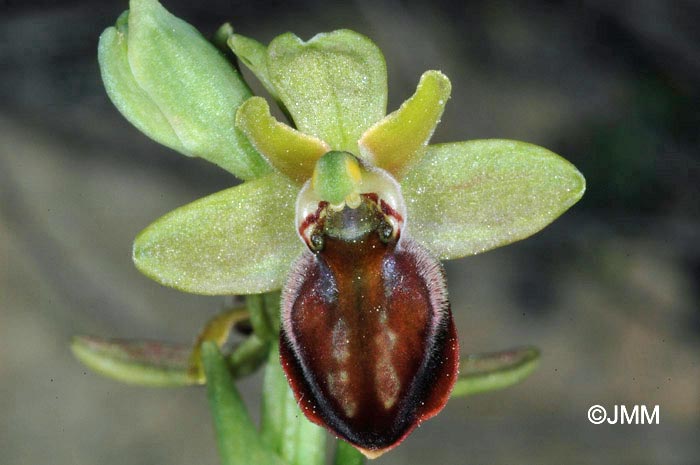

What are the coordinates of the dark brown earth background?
(1, 0, 699, 463)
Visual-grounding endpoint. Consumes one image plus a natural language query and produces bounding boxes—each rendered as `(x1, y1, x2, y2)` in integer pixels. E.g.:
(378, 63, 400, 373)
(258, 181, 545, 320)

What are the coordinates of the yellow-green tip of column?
(311, 151, 363, 207)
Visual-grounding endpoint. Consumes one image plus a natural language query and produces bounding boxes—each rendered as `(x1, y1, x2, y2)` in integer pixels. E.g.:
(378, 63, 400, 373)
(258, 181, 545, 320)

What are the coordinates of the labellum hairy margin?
(281, 155, 459, 458)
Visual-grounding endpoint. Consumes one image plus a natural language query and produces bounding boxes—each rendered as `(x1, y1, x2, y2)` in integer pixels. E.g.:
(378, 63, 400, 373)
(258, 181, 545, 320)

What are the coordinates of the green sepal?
(133, 172, 303, 295)
(261, 341, 326, 465)
(452, 347, 540, 398)
(71, 335, 195, 387)
(236, 97, 330, 183)
(403, 140, 585, 259)
(359, 70, 451, 178)
(201, 342, 287, 465)
(266, 30, 387, 153)
(100, 0, 271, 180)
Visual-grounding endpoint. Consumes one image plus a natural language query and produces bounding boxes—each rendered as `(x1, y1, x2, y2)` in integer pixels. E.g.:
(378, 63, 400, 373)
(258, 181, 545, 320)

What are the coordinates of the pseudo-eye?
(281, 151, 459, 459)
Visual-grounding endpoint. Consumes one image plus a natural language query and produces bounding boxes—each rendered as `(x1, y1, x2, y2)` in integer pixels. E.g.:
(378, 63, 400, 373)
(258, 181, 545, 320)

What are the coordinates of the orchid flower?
(76, 0, 585, 461)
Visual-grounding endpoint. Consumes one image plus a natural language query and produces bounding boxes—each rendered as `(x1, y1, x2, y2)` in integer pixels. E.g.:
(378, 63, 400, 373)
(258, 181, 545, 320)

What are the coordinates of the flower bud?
(98, 0, 270, 180)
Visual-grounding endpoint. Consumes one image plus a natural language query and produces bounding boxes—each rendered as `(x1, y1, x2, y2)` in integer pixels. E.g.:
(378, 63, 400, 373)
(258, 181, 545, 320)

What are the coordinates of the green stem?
(227, 334, 270, 379)
(201, 341, 284, 465)
(247, 294, 275, 341)
(263, 290, 282, 333)
(260, 340, 326, 465)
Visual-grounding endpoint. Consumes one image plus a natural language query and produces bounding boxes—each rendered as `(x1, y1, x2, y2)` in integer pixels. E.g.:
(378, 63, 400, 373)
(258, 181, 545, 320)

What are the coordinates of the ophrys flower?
(98, 0, 585, 458)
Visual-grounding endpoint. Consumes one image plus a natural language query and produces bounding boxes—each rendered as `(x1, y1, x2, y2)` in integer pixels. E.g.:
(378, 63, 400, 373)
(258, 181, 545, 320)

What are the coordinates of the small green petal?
(71, 336, 196, 387)
(201, 342, 286, 465)
(452, 347, 540, 398)
(236, 97, 330, 183)
(228, 34, 279, 101)
(403, 140, 585, 259)
(359, 70, 451, 178)
(267, 30, 387, 153)
(133, 172, 303, 295)
(124, 0, 270, 180)
(311, 151, 363, 205)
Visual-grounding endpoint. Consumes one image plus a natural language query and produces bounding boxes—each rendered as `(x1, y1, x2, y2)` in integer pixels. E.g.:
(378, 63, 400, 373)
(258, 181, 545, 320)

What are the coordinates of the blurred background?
(1, 0, 699, 463)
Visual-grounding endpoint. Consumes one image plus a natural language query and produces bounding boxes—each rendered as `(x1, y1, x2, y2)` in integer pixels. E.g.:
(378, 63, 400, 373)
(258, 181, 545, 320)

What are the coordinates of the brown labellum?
(281, 194, 459, 458)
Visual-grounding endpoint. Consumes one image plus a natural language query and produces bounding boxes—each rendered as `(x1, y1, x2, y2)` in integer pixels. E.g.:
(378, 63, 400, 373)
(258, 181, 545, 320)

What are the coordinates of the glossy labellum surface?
(281, 181, 459, 458)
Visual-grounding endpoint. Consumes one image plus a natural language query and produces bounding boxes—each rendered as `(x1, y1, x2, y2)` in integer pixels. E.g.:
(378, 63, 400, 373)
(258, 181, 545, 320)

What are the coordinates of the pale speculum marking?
(328, 318, 357, 417)
(374, 319, 400, 409)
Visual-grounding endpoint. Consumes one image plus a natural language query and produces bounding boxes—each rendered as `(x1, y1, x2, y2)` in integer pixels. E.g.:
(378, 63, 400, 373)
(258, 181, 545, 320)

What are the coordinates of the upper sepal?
(99, 0, 270, 180)
(266, 30, 387, 153)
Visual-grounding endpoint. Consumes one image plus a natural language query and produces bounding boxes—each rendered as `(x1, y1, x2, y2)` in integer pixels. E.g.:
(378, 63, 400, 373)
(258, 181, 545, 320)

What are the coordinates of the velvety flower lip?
(97, 0, 585, 459)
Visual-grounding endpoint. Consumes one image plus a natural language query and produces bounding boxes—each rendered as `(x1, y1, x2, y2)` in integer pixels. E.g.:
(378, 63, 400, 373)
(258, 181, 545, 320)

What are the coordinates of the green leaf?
(228, 34, 279, 101)
(72, 330, 269, 387)
(201, 342, 286, 465)
(71, 336, 196, 386)
(116, 0, 270, 180)
(359, 70, 451, 178)
(261, 342, 326, 465)
(133, 172, 303, 295)
(267, 30, 387, 153)
(334, 440, 365, 465)
(452, 347, 540, 398)
(236, 97, 330, 183)
(403, 140, 585, 259)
